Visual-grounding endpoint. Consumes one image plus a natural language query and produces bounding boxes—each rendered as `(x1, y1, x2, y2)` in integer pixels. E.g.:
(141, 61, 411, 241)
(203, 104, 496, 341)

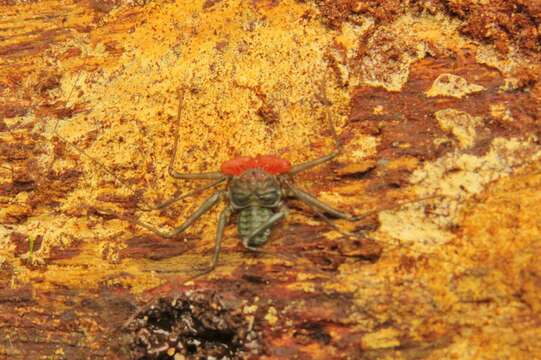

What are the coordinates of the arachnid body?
(125, 90, 363, 274)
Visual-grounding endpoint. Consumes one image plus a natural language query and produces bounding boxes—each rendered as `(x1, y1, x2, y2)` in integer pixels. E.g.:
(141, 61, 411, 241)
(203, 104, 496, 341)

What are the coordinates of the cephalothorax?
(228, 166, 285, 248)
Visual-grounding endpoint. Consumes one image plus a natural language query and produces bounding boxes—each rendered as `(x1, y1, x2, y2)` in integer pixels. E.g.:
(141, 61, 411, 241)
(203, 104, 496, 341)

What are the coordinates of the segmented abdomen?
(238, 207, 274, 246)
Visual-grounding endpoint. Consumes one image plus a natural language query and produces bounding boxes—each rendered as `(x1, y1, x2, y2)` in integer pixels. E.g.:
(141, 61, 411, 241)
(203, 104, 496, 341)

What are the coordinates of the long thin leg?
(352, 194, 445, 221)
(54, 129, 225, 211)
(168, 88, 223, 180)
(149, 177, 226, 211)
(126, 190, 224, 238)
(291, 185, 445, 221)
(47, 65, 85, 174)
(301, 202, 359, 239)
(242, 206, 289, 248)
(208, 207, 231, 270)
(181, 207, 232, 280)
(121, 207, 231, 329)
(50, 88, 226, 211)
(288, 185, 357, 220)
(50, 68, 85, 135)
(289, 111, 341, 175)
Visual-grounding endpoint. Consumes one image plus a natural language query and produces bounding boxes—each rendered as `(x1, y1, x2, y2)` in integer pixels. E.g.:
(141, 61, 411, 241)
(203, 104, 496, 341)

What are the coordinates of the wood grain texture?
(0, 0, 540, 358)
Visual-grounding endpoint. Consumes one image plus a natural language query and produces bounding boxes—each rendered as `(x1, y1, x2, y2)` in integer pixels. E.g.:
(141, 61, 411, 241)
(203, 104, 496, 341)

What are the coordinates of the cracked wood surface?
(0, 0, 541, 359)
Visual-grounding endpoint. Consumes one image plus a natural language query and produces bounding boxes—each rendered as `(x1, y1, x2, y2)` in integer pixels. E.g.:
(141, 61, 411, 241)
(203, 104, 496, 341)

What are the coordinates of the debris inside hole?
(123, 291, 261, 359)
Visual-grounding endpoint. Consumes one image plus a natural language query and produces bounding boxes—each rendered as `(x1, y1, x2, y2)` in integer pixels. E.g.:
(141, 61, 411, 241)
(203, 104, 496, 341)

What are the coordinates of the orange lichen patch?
(0, 2, 94, 74)
(490, 103, 514, 123)
(360, 327, 401, 350)
(334, 159, 376, 177)
(415, 166, 541, 357)
(0, 203, 32, 224)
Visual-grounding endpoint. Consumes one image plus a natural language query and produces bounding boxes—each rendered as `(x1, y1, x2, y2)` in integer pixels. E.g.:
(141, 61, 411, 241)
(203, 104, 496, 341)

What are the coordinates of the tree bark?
(1, 0, 540, 359)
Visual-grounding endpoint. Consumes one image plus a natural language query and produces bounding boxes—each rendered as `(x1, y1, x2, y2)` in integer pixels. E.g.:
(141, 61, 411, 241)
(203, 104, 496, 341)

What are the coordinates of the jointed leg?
(168, 88, 223, 180)
(205, 207, 231, 272)
(289, 185, 357, 221)
(351, 194, 445, 221)
(143, 177, 226, 211)
(129, 190, 224, 238)
(292, 185, 444, 222)
(289, 111, 341, 175)
(289, 150, 340, 175)
(50, 87, 225, 211)
(48, 64, 86, 173)
(52, 129, 221, 212)
(300, 202, 359, 239)
(179, 207, 231, 282)
(242, 206, 289, 249)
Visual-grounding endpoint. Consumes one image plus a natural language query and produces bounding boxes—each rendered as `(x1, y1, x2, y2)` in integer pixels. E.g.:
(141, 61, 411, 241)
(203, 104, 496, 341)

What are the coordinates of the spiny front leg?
(130, 190, 225, 238)
(148, 177, 226, 211)
(288, 185, 357, 221)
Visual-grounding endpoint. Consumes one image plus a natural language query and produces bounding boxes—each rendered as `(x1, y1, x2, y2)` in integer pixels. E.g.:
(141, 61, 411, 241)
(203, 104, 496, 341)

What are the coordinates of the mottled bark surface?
(1, 0, 540, 359)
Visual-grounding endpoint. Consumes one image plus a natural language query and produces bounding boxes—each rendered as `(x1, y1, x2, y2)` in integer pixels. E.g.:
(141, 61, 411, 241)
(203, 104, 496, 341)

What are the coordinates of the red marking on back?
(221, 155, 291, 176)
(220, 157, 256, 176)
